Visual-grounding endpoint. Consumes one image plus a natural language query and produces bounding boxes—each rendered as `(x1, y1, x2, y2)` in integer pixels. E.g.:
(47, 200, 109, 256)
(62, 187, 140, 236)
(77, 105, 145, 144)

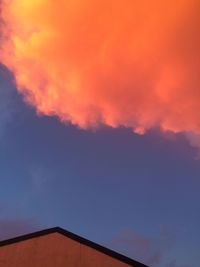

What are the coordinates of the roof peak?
(0, 227, 148, 267)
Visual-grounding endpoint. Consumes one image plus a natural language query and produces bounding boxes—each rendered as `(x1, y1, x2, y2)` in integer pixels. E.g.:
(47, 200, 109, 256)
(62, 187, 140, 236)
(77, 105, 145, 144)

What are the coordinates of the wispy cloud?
(108, 225, 192, 267)
(29, 166, 51, 191)
(165, 260, 193, 267)
(0, 218, 40, 240)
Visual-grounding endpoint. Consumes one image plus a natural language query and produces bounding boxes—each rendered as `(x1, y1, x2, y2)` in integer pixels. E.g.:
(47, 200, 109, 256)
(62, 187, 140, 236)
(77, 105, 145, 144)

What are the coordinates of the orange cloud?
(1, 0, 200, 136)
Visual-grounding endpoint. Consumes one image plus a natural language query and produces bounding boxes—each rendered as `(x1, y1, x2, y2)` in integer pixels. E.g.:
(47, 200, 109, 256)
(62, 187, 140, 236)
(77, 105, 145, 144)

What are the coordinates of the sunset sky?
(0, 1, 200, 267)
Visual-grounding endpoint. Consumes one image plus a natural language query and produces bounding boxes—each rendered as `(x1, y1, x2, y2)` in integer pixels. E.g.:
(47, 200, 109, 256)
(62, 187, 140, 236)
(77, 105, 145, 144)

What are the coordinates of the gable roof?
(0, 227, 148, 267)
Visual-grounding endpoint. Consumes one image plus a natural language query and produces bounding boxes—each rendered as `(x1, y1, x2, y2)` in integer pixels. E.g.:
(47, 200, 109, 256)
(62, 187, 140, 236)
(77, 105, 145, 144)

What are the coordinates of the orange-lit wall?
(0, 233, 132, 267)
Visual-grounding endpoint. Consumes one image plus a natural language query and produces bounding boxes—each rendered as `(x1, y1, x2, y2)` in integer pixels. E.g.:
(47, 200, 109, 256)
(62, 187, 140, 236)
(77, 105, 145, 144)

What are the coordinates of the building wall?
(0, 233, 132, 267)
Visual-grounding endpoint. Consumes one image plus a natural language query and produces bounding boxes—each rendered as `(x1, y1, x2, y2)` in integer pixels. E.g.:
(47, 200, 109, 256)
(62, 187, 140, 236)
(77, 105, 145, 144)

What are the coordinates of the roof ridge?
(0, 227, 148, 267)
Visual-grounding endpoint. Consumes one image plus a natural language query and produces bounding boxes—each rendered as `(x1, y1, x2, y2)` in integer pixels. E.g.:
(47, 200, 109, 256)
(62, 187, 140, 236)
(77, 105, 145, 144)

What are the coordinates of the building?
(0, 227, 148, 267)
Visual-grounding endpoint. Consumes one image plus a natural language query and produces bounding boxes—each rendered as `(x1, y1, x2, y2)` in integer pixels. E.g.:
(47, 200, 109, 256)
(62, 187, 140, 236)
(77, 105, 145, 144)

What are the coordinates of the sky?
(0, 1, 200, 267)
(0, 64, 199, 267)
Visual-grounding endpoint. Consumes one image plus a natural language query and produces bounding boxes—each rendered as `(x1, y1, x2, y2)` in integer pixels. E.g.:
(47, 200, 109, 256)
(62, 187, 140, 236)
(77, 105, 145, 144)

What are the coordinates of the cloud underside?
(0, 1, 200, 146)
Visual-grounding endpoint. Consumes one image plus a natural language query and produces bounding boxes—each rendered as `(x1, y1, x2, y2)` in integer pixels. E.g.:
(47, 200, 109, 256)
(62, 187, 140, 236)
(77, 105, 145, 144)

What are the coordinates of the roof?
(0, 227, 148, 267)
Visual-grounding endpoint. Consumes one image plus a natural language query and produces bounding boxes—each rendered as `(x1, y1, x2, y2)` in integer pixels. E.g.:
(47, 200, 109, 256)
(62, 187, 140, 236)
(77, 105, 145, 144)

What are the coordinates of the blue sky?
(0, 64, 199, 267)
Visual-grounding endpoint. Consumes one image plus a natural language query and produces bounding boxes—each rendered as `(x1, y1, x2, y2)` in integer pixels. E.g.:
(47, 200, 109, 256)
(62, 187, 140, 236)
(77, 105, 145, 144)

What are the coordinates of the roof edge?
(0, 227, 148, 267)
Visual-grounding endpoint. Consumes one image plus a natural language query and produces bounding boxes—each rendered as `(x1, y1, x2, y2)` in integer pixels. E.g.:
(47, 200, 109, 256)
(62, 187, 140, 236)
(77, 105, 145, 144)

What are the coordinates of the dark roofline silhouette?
(0, 227, 148, 267)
